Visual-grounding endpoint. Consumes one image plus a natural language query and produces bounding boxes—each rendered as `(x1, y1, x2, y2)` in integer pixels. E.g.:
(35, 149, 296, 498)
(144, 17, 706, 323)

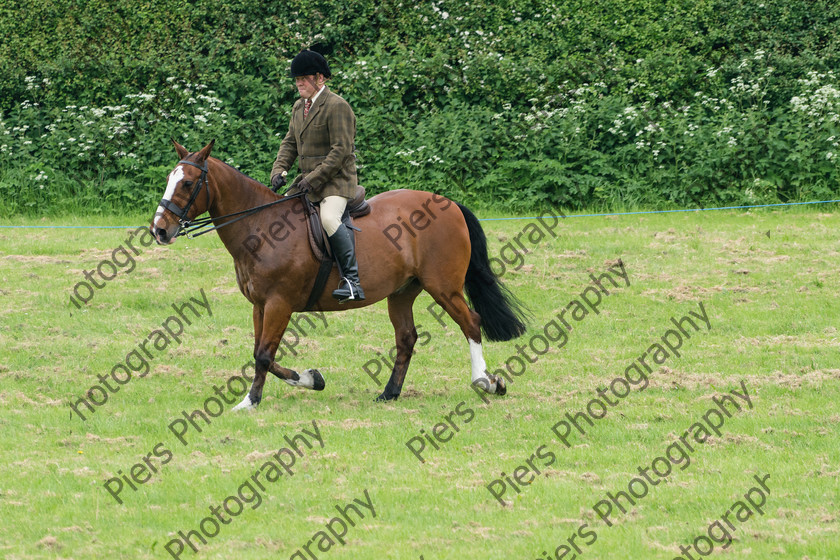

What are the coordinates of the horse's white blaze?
(231, 394, 255, 411)
(469, 338, 497, 393)
(153, 165, 184, 230)
(284, 369, 315, 389)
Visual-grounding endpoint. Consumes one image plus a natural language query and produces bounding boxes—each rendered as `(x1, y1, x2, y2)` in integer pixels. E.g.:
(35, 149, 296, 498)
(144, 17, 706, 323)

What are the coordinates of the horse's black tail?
(457, 203, 531, 342)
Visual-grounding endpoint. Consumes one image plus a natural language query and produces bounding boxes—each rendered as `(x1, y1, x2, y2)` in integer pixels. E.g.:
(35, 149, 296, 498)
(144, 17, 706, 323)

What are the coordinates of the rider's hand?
(298, 177, 313, 193)
(271, 171, 287, 191)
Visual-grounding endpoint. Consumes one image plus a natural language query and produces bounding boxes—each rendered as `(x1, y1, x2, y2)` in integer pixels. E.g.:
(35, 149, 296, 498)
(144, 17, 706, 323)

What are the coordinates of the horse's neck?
(206, 159, 284, 255)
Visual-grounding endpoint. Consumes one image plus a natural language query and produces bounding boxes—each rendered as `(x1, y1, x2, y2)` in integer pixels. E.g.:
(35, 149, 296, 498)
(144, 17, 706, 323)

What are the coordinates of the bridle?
(158, 159, 210, 228)
(159, 158, 306, 239)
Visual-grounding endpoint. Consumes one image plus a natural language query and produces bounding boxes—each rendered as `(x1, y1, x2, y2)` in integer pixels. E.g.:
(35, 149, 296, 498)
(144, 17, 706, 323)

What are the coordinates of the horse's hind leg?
(376, 284, 423, 401)
(426, 286, 506, 397)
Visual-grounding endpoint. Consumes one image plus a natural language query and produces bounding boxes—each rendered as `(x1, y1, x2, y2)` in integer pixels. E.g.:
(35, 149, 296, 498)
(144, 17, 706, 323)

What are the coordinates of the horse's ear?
(196, 139, 215, 162)
(172, 138, 189, 159)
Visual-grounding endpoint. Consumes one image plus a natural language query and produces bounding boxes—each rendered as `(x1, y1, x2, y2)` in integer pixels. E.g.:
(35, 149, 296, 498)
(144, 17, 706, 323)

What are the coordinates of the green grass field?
(1, 206, 838, 560)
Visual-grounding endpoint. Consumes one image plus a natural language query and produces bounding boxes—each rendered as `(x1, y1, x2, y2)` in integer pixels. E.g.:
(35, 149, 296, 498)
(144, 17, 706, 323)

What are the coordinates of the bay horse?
(150, 140, 529, 411)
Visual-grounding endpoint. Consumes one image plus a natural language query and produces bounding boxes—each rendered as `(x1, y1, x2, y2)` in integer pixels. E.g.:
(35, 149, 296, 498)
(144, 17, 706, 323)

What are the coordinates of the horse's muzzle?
(152, 224, 177, 245)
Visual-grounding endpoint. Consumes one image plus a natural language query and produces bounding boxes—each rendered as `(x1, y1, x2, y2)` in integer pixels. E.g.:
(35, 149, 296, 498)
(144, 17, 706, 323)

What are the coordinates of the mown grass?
(0, 207, 838, 560)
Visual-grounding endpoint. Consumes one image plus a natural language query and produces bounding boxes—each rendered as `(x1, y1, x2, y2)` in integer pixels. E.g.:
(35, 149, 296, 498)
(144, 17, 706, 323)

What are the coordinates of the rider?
(270, 49, 365, 302)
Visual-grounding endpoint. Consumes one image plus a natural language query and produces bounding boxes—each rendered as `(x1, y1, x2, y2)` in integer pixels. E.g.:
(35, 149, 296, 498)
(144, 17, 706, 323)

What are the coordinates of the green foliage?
(1, 0, 839, 214)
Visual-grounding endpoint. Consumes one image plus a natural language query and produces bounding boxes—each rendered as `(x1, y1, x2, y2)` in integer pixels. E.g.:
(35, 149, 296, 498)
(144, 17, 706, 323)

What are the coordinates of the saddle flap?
(304, 199, 329, 262)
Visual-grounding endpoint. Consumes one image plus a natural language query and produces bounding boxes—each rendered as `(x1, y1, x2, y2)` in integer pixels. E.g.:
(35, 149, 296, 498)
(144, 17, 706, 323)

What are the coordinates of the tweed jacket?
(271, 87, 357, 203)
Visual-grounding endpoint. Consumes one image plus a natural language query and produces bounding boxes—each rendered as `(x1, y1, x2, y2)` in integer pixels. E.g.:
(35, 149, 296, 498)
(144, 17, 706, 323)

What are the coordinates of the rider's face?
(295, 74, 322, 99)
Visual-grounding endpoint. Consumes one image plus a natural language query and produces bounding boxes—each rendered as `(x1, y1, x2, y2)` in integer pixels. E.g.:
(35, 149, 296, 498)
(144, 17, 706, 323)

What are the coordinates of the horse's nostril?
(156, 228, 168, 240)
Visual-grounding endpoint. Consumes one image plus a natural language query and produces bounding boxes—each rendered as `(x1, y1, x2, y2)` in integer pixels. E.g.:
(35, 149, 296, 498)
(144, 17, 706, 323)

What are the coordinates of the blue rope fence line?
(478, 199, 840, 222)
(0, 199, 838, 229)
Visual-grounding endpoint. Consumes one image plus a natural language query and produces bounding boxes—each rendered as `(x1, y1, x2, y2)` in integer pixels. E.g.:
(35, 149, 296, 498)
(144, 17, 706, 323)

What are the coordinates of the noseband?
(158, 159, 210, 227)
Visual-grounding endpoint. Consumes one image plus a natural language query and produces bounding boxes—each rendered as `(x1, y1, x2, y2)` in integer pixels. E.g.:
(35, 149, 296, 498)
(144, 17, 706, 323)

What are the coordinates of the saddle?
(302, 185, 371, 311)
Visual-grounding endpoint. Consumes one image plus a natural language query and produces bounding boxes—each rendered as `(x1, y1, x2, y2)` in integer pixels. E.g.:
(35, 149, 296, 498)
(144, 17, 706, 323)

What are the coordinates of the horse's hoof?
(310, 369, 325, 391)
(494, 376, 507, 396)
(374, 392, 399, 402)
(284, 369, 325, 390)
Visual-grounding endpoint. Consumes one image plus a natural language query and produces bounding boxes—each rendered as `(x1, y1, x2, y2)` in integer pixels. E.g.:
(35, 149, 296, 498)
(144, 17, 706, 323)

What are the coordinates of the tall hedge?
(1, 0, 838, 213)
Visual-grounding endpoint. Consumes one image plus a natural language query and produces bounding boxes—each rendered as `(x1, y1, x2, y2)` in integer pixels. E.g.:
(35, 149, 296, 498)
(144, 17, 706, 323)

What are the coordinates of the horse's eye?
(183, 181, 194, 188)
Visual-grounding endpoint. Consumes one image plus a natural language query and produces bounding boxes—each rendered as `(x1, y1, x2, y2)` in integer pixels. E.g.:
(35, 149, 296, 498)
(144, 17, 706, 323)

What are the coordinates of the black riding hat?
(290, 50, 331, 78)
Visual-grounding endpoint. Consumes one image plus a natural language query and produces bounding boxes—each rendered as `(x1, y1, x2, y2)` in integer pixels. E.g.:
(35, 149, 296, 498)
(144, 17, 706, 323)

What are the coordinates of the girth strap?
(304, 257, 335, 311)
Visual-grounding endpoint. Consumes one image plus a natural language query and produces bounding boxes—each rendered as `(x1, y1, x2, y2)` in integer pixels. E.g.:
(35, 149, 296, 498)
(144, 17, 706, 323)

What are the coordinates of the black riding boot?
(327, 223, 365, 302)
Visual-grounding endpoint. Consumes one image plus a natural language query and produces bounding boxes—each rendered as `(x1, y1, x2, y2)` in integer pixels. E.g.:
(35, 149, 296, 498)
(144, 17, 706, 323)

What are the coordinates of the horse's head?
(151, 139, 215, 244)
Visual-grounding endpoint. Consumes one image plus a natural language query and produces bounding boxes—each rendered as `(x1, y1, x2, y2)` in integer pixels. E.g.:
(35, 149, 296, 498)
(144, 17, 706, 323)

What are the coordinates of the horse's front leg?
(249, 305, 320, 387)
(251, 304, 263, 361)
(232, 299, 293, 411)
(270, 361, 326, 391)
